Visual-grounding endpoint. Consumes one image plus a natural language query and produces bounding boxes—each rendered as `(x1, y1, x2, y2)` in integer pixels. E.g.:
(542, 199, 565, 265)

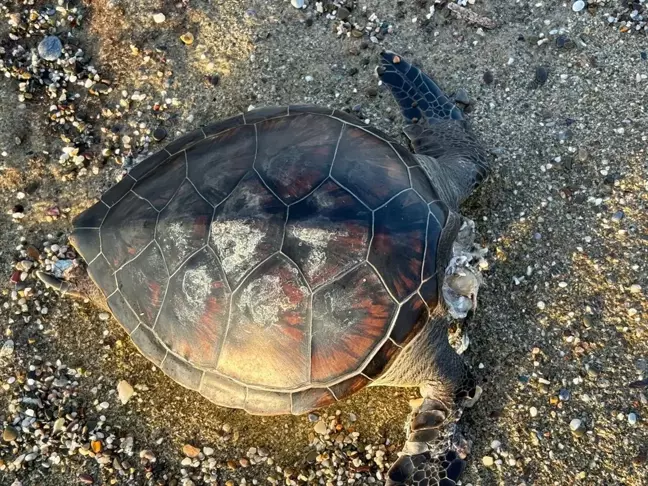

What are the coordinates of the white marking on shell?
(288, 223, 348, 278)
(210, 219, 264, 278)
(236, 265, 305, 330)
(162, 221, 190, 256)
(179, 264, 212, 321)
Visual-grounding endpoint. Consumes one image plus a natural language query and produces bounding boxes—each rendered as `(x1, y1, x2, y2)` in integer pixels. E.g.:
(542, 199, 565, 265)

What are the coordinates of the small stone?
(203, 447, 214, 456)
(483, 71, 494, 85)
(98, 313, 110, 321)
(490, 440, 501, 450)
(537, 301, 546, 310)
(559, 389, 571, 401)
(307, 413, 319, 422)
(482, 456, 494, 467)
(366, 87, 378, 97)
(140, 449, 156, 462)
(183, 444, 200, 458)
(577, 147, 589, 162)
(38, 36, 63, 61)
(240, 458, 250, 467)
(91, 440, 103, 453)
(337, 7, 351, 20)
(453, 88, 470, 105)
(535, 66, 549, 86)
(0, 340, 15, 358)
(117, 380, 135, 405)
(570, 418, 585, 437)
(628, 413, 638, 425)
(529, 407, 538, 417)
(153, 13, 166, 23)
(630, 285, 642, 294)
(78, 473, 94, 484)
(180, 33, 194, 45)
(3, 425, 19, 442)
(209, 73, 221, 86)
(611, 210, 624, 222)
(291, 0, 305, 8)
(572, 1, 585, 12)
(314, 420, 327, 435)
(53, 417, 66, 434)
(153, 127, 167, 142)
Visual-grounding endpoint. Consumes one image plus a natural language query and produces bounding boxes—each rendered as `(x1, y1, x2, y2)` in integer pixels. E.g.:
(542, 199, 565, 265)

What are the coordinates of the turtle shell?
(70, 105, 454, 415)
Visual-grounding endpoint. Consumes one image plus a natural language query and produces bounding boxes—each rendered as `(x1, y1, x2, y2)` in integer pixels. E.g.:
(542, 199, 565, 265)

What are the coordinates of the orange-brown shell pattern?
(69, 105, 451, 415)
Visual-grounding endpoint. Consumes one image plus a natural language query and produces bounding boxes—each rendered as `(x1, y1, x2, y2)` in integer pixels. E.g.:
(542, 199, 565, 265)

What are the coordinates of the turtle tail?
(377, 50, 463, 125)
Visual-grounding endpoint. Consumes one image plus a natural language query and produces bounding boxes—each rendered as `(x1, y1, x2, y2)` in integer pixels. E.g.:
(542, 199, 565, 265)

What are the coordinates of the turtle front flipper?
(377, 50, 463, 125)
(377, 51, 489, 207)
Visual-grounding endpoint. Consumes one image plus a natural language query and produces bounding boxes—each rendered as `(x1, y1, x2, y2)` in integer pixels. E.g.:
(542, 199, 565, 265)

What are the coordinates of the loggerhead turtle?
(38, 52, 490, 486)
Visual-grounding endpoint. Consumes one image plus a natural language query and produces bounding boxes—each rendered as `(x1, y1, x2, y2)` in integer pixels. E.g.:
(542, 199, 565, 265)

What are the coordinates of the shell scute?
(101, 175, 135, 207)
(291, 388, 336, 415)
(107, 291, 140, 334)
(116, 242, 168, 328)
(165, 127, 205, 155)
(162, 353, 203, 391)
(156, 180, 213, 274)
(217, 254, 311, 389)
(390, 293, 429, 346)
(369, 190, 429, 302)
(131, 325, 166, 366)
(255, 114, 341, 204)
(186, 124, 255, 206)
(283, 180, 371, 289)
(310, 263, 397, 384)
(101, 192, 157, 269)
(156, 248, 230, 369)
(200, 372, 246, 409)
(331, 125, 410, 209)
(245, 388, 291, 415)
(69, 228, 100, 263)
(132, 152, 185, 210)
(209, 172, 286, 288)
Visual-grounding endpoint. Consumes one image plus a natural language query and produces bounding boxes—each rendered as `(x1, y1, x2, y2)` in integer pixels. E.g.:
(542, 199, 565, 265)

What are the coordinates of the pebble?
(153, 127, 168, 142)
(529, 407, 538, 417)
(180, 33, 194, 45)
(153, 13, 166, 23)
(38, 36, 63, 61)
(203, 446, 214, 456)
(337, 7, 351, 20)
(628, 413, 638, 425)
(570, 418, 585, 437)
(78, 473, 94, 484)
(611, 210, 624, 222)
(183, 444, 201, 458)
(482, 456, 494, 467)
(308, 413, 319, 422)
(291, 0, 305, 8)
(572, 1, 586, 12)
(117, 380, 134, 404)
(537, 301, 546, 310)
(0, 340, 15, 358)
(483, 70, 494, 85)
(535, 66, 549, 86)
(454, 88, 470, 105)
(3, 425, 19, 442)
(98, 312, 110, 321)
(559, 389, 571, 401)
(314, 420, 327, 435)
(629, 284, 642, 294)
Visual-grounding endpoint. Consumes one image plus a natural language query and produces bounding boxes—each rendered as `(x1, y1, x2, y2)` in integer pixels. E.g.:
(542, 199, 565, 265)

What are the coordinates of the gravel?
(1, 0, 647, 485)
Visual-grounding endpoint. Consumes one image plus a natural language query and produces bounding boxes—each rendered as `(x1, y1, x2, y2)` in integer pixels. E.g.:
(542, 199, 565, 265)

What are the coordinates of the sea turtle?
(38, 52, 490, 486)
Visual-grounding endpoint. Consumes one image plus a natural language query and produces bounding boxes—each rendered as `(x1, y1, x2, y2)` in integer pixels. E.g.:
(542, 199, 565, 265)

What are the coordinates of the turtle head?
(36, 265, 108, 312)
